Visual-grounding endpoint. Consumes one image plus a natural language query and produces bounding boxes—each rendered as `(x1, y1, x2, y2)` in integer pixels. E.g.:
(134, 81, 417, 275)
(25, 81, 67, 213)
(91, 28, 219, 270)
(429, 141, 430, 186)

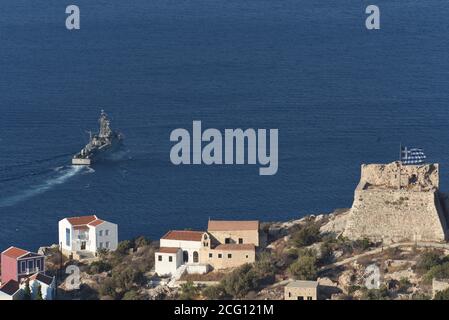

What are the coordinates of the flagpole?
(398, 143, 402, 190)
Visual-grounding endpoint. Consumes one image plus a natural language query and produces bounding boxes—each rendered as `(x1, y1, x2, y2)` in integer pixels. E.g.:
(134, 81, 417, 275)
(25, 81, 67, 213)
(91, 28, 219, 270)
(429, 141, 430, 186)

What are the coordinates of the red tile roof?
(157, 247, 180, 254)
(208, 220, 259, 231)
(67, 215, 98, 226)
(89, 219, 104, 227)
(0, 280, 20, 296)
(161, 230, 205, 242)
(2, 246, 28, 259)
(214, 244, 255, 251)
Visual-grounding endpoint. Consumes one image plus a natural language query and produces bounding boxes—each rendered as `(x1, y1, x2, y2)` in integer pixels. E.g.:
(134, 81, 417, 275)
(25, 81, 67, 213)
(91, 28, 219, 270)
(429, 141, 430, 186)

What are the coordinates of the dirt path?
(320, 241, 449, 271)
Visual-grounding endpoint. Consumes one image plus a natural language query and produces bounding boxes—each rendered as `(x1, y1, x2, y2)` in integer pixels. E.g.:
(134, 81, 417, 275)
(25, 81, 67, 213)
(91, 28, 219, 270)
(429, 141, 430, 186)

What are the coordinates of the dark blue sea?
(1, 0, 449, 251)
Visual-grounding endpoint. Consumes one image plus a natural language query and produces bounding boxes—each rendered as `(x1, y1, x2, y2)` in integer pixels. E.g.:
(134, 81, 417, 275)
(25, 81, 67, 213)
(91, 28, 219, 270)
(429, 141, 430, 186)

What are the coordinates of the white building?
(0, 274, 55, 300)
(58, 215, 118, 257)
(28, 273, 56, 300)
(155, 230, 209, 276)
(155, 247, 182, 276)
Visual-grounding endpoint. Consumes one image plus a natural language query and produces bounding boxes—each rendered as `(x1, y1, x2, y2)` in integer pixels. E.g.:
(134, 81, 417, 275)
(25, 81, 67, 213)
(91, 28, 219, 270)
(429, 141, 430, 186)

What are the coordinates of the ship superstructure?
(72, 111, 123, 165)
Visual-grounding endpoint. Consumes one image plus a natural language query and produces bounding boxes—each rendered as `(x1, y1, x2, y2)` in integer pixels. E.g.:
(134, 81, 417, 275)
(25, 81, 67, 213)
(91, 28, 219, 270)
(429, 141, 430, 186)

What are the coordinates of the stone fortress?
(343, 162, 449, 243)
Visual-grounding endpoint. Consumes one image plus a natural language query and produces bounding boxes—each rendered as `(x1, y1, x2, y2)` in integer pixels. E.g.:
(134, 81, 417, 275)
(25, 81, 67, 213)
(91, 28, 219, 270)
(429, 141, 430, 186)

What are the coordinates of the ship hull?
(72, 158, 92, 165)
(72, 137, 123, 166)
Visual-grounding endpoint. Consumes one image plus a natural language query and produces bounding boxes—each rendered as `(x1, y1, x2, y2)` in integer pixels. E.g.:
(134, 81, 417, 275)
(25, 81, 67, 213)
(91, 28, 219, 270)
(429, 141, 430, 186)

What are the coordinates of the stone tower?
(343, 162, 449, 243)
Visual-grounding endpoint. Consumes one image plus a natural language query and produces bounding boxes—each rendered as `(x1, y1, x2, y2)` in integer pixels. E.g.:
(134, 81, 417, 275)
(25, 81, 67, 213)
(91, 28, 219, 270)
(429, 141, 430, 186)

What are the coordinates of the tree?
(134, 236, 151, 248)
(35, 284, 43, 300)
(417, 251, 442, 273)
(292, 223, 321, 247)
(288, 250, 318, 280)
(221, 264, 258, 298)
(116, 240, 134, 255)
(23, 281, 32, 300)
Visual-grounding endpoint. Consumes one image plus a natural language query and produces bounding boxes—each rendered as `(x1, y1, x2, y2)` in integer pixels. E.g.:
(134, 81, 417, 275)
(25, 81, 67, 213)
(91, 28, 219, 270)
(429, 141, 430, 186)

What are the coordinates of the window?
(99, 230, 103, 237)
(307, 297, 313, 300)
(27, 260, 34, 271)
(105, 230, 109, 236)
(99, 242, 103, 248)
(246, 255, 249, 258)
(65, 228, 71, 247)
(105, 241, 110, 248)
(169, 256, 173, 262)
(218, 254, 222, 258)
(193, 251, 199, 263)
(238, 238, 243, 244)
(209, 253, 213, 258)
(36, 259, 41, 270)
(288, 292, 291, 297)
(227, 254, 232, 258)
(297, 296, 304, 300)
(225, 238, 231, 244)
(158, 255, 162, 261)
(21, 261, 26, 273)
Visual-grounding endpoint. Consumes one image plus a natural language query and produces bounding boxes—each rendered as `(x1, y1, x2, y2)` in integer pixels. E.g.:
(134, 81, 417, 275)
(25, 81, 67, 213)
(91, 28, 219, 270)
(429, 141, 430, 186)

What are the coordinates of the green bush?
(291, 223, 321, 247)
(319, 241, 334, 265)
(416, 251, 442, 273)
(361, 285, 390, 300)
(116, 240, 134, 255)
(112, 266, 145, 291)
(424, 262, 449, 283)
(122, 290, 140, 300)
(288, 250, 318, 280)
(89, 260, 112, 274)
(99, 277, 117, 299)
(202, 285, 226, 300)
(134, 236, 151, 248)
(221, 264, 259, 298)
(179, 281, 199, 300)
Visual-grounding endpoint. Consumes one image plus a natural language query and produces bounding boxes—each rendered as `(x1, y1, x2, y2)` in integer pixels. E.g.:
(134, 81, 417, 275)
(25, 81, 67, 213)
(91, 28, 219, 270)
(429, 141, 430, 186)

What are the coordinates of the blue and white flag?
(401, 146, 426, 165)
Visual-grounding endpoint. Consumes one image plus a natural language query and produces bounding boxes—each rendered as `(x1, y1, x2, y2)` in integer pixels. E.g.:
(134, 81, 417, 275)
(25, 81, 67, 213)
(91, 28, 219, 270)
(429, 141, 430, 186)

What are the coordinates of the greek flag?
(401, 146, 426, 165)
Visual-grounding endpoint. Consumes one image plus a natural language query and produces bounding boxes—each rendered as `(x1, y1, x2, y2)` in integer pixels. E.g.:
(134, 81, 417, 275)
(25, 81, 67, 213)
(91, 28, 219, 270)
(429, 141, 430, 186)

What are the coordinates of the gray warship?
(72, 110, 123, 165)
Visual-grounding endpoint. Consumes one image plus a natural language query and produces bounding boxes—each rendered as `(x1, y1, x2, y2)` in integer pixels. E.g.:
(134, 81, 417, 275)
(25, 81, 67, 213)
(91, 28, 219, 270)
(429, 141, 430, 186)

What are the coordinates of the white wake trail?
(0, 165, 87, 208)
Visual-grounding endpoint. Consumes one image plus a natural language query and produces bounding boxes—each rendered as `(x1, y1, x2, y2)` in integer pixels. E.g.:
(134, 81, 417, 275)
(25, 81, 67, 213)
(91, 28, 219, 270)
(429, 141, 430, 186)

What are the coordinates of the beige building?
(199, 243, 255, 269)
(284, 280, 319, 300)
(155, 220, 261, 276)
(207, 220, 262, 247)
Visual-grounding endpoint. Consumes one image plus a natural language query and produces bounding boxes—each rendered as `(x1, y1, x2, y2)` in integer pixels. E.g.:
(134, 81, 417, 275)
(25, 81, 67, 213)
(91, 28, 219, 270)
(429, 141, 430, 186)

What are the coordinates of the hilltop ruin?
(343, 162, 449, 243)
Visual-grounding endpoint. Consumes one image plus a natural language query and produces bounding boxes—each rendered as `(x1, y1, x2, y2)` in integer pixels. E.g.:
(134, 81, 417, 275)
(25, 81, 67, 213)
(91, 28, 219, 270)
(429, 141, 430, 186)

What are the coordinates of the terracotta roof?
(161, 230, 205, 242)
(157, 247, 180, 254)
(208, 220, 259, 231)
(2, 246, 28, 259)
(89, 219, 104, 226)
(214, 244, 255, 251)
(66, 215, 97, 226)
(0, 280, 20, 296)
(73, 225, 89, 231)
(29, 273, 54, 286)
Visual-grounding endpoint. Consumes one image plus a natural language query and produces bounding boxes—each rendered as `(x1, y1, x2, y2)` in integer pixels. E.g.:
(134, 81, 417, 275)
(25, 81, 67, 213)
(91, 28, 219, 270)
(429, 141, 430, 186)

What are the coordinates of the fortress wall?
(343, 189, 448, 242)
(360, 163, 439, 191)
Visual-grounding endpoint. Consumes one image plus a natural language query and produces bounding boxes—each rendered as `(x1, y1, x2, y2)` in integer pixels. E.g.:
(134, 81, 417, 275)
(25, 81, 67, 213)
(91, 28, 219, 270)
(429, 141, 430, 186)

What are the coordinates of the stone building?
(284, 280, 319, 300)
(343, 162, 449, 243)
(207, 220, 263, 247)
